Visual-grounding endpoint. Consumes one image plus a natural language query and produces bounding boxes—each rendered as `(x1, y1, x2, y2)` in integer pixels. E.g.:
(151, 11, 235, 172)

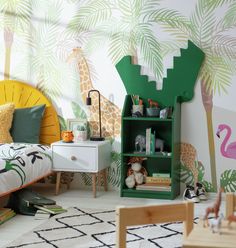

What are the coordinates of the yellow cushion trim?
(0, 103, 15, 143)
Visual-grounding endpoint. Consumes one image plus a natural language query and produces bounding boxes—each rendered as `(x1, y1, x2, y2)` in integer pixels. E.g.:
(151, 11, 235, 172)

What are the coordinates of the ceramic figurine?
(203, 188, 223, 227)
(135, 135, 164, 152)
(209, 213, 224, 234)
(227, 214, 236, 227)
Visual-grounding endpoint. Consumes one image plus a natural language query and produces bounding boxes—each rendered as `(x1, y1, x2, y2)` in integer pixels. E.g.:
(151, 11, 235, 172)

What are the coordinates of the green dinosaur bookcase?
(116, 40, 205, 200)
(116, 40, 205, 107)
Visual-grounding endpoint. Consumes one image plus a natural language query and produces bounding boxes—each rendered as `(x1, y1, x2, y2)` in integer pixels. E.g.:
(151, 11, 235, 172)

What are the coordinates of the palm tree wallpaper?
(0, 0, 236, 192)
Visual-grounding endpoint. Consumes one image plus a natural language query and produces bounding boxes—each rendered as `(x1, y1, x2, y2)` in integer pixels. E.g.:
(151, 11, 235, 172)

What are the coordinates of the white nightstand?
(51, 140, 111, 197)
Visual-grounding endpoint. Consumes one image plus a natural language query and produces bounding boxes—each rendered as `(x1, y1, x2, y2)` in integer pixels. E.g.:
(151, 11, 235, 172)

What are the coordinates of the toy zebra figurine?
(209, 213, 224, 234)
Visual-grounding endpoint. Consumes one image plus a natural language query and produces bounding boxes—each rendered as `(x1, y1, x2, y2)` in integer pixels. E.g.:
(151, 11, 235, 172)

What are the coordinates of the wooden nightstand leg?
(92, 173, 97, 198)
(97, 171, 101, 189)
(102, 169, 108, 191)
(55, 172, 61, 195)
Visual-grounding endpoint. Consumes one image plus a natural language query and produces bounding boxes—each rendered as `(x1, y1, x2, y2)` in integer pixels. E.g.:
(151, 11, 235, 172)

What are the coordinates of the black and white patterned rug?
(6, 207, 199, 248)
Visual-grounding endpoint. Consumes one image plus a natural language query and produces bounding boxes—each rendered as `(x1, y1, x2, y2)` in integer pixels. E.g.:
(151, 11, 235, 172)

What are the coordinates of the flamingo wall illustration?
(216, 124, 236, 160)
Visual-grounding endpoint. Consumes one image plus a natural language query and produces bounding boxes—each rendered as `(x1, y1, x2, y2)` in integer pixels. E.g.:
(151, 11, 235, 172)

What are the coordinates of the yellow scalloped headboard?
(0, 80, 61, 145)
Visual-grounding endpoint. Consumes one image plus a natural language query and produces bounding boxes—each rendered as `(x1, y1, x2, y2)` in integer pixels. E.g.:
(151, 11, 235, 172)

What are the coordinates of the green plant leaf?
(71, 101, 87, 119)
(180, 163, 194, 186)
(107, 151, 121, 187)
(220, 169, 236, 192)
(202, 180, 214, 192)
(58, 115, 67, 131)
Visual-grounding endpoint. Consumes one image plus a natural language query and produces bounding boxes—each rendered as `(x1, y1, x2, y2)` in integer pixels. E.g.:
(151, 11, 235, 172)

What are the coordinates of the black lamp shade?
(86, 97, 92, 105)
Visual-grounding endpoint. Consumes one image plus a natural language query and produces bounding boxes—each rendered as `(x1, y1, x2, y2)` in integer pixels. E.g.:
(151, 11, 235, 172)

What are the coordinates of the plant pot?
(146, 108, 160, 117)
(132, 105, 144, 117)
(75, 130, 87, 141)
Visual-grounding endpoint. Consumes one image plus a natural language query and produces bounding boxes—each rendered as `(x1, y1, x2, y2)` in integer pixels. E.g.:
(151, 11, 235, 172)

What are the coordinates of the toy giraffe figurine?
(67, 47, 121, 138)
(180, 143, 199, 189)
(203, 188, 223, 227)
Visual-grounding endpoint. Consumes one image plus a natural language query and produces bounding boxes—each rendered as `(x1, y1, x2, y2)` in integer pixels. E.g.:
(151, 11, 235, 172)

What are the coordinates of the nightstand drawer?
(52, 146, 97, 172)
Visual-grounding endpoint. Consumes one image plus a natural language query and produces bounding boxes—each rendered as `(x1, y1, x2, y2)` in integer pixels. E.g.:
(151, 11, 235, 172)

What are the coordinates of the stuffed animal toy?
(125, 157, 147, 189)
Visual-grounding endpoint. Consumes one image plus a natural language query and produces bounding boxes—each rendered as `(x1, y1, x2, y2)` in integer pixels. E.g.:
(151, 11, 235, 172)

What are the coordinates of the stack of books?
(0, 208, 16, 225)
(34, 204, 67, 215)
(136, 173, 171, 191)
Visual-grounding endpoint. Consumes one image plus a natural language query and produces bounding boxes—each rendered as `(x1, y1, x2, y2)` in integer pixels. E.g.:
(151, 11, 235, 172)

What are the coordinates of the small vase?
(75, 130, 87, 141)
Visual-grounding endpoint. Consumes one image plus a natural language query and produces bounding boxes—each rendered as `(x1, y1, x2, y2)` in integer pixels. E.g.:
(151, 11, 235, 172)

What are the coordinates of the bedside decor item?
(0, 102, 15, 143)
(67, 118, 88, 141)
(61, 130, 74, 143)
(86, 89, 104, 141)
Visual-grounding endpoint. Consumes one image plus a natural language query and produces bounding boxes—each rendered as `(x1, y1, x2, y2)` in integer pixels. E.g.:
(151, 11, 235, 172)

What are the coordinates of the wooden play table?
(183, 219, 236, 248)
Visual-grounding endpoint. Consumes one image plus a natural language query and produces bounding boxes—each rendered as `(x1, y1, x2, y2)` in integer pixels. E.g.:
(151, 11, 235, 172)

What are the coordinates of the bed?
(0, 80, 60, 197)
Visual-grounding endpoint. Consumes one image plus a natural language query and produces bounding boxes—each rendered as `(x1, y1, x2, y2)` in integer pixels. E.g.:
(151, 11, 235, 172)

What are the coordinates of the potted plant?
(146, 98, 160, 117)
(75, 124, 87, 141)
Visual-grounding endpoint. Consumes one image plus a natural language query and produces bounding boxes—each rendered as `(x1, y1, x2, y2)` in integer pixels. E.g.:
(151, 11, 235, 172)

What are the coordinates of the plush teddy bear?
(125, 157, 147, 189)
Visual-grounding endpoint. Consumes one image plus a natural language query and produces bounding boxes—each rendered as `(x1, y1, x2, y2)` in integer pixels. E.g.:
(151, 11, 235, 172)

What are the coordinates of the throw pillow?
(10, 104, 46, 144)
(0, 103, 15, 143)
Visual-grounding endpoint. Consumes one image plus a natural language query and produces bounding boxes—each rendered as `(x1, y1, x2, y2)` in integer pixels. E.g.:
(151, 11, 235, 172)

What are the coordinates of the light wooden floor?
(0, 184, 224, 248)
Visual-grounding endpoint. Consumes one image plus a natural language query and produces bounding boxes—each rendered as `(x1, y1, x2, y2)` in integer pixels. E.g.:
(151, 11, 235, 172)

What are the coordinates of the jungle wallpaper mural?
(0, 0, 236, 192)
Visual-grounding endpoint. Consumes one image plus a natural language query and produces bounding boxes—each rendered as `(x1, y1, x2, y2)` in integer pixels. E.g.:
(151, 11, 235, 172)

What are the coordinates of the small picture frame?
(67, 118, 88, 142)
(66, 118, 87, 132)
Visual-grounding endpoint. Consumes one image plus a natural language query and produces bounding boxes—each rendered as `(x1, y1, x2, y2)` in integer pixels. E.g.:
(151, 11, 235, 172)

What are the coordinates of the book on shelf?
(145, 128, 151, 155)
(150, 130, 156, 154)
(145, 176, 171, 185)
(136, 183, 171, 192)
(152, 173, 170, 178)
(34, 204, 67, 215)
(0, 208, 16, 225)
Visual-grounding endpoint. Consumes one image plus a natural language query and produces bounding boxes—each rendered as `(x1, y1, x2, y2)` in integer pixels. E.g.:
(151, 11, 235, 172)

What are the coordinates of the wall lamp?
(86, 89, 104, 141)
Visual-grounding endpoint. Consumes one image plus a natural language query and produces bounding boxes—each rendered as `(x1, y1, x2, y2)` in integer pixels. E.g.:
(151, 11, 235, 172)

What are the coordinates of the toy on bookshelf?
(134, 133, 164, 153)
(125, 157, 147, 189)
(131, 95, 144, 117)
(146, 98, 160, 117)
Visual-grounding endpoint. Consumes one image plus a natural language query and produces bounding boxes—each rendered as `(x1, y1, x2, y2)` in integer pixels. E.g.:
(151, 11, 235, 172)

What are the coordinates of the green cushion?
(10, 104, 46, 143)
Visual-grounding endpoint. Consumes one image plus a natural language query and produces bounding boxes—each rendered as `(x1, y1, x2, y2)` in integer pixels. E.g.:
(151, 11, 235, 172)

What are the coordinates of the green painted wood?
(116, 40, 205, 106)
(118, 41, 204, 200)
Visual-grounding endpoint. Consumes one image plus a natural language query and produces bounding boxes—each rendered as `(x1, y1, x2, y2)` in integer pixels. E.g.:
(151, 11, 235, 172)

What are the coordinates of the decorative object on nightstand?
(67, 118, 88, 142)
(86, 89, 104, 141)
(61, 130, 74, 143)
(51, 140, 111, 197)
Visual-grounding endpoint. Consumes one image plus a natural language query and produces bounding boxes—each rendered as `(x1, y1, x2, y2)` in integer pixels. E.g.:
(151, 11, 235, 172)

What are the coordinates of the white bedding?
(0, 143, 52, 196)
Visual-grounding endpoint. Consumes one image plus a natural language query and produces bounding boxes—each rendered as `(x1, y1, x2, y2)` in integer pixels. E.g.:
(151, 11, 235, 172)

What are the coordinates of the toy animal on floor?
(148, 99, 159, 108)
(227, 214, 236, 227)
(203, 188, 223, 227)
(209, 213, 224, 234)
(135, 135, 164, 152)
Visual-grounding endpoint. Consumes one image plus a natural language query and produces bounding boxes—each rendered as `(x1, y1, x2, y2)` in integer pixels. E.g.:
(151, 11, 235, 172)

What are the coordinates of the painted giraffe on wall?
(180, 142, 199, 190)
(67, 47, 121, 138)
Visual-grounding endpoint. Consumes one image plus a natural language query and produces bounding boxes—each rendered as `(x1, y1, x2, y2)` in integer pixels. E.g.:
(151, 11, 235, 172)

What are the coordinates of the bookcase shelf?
(120, 94, 181, 200)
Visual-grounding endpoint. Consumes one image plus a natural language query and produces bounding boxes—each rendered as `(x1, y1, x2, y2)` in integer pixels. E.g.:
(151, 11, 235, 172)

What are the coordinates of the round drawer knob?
(71, 156, 77, 161)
